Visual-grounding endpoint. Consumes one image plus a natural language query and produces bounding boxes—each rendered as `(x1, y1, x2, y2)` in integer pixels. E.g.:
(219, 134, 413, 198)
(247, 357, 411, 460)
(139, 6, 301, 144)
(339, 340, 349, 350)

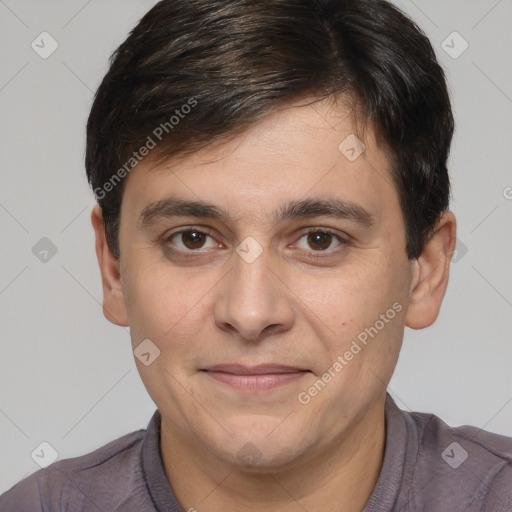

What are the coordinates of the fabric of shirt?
(1, 394, 511, 511)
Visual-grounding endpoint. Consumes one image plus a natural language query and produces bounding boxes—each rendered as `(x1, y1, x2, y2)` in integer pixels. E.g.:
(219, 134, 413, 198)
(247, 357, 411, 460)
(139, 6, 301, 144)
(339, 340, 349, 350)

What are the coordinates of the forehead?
(121, 97, 397, 225)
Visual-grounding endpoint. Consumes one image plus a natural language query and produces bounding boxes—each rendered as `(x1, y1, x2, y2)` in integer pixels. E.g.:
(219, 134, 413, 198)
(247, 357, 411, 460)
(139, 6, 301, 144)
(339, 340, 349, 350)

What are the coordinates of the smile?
(200, 364, 310, 391)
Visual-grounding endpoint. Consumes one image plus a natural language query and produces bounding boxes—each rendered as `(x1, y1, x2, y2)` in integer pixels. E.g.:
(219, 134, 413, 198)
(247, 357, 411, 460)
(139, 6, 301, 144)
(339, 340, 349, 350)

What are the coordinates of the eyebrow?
(138, 196, 374, 229)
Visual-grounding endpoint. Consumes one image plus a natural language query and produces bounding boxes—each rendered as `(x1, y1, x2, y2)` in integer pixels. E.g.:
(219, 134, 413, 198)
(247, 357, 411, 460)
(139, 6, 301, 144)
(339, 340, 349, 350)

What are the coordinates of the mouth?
(199, 364, 310, 392)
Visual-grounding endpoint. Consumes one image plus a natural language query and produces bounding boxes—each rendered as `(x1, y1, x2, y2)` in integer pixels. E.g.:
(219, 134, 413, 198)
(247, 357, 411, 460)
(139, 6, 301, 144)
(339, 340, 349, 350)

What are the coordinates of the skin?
(91, 95, 456, 511)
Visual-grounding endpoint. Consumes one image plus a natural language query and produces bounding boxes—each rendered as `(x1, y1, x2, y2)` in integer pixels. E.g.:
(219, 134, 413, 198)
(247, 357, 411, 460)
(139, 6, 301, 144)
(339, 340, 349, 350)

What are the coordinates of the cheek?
(298, 258, 407, 354)
(123, 256, 219, 342)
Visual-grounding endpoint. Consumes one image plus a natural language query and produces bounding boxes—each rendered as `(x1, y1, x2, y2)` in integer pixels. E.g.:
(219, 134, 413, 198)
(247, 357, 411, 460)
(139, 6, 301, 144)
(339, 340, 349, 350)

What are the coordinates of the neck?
(161, 396, 386, 512)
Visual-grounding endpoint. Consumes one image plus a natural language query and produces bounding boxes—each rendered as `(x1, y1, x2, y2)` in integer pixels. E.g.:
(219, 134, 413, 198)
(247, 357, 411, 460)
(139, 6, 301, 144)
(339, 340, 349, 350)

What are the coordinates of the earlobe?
(91, 205, 129, 327)
(405, 211, 457, 330)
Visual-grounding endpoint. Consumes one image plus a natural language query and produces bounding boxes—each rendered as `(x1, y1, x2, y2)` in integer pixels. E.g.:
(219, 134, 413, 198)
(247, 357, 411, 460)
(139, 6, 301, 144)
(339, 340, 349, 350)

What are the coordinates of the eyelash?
(162, 226, 350, 258)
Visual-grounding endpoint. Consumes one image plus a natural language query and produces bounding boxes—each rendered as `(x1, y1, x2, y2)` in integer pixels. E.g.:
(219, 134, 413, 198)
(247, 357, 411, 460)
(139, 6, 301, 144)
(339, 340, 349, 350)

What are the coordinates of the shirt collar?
(141, 409, 185, 512)
(363, 393, 412, 511)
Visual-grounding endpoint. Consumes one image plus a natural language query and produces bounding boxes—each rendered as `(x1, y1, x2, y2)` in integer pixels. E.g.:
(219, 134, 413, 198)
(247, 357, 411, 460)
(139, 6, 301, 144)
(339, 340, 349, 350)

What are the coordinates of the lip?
(200, 364, 310, 391)
(203, 364, 308, 374)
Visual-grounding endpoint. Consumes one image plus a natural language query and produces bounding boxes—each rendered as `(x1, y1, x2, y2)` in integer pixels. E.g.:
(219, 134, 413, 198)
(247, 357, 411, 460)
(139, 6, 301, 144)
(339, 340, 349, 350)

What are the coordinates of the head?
(88, 0, 456, 471)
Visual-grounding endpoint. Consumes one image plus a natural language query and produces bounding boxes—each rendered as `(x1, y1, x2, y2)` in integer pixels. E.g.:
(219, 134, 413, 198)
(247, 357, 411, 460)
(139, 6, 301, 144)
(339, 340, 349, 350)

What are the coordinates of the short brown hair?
(86, 0, 454, 259)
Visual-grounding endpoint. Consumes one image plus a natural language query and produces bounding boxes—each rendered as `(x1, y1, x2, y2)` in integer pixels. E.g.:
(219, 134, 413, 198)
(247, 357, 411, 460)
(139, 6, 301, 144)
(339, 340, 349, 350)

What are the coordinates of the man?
(1, 0, 510, 510)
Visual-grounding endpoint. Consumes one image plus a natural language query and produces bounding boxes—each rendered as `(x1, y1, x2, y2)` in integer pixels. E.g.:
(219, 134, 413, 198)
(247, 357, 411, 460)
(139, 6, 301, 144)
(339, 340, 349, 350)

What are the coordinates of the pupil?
(308, 232, 331, 251)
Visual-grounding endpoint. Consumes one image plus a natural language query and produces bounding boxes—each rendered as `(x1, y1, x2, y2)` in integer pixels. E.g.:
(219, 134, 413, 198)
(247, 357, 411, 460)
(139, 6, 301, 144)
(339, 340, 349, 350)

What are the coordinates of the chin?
(210, 425, 312, 472)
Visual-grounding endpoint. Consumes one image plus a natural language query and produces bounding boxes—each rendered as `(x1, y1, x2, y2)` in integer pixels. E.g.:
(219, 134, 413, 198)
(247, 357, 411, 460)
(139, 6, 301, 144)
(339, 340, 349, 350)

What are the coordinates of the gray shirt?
(1, 394, 511, 511)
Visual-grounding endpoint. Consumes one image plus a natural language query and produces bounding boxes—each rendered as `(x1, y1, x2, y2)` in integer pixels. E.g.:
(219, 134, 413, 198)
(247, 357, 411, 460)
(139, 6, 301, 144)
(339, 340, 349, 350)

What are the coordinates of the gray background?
(0, 0, 511, 494)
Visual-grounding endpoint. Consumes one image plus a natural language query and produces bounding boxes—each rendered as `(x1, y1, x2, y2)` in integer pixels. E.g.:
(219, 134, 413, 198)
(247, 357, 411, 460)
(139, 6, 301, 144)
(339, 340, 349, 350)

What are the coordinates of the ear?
(405, 211, 457, 330)
(91, 205, 129, 327)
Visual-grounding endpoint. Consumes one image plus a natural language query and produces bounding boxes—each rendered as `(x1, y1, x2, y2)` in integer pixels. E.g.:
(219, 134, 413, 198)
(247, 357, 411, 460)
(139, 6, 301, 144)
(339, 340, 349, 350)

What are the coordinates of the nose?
(213, 247, 295, 342)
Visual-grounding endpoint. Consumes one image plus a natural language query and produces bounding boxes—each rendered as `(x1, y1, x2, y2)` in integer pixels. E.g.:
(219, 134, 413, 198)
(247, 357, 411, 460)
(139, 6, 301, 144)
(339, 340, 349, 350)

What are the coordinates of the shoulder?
(405, 408, 512, 510)
(0, 429, 147, 512)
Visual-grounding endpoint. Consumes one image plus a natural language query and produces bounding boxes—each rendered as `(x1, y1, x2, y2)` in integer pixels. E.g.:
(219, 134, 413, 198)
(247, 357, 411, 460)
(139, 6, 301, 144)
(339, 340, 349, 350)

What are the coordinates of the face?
(96, 96, 428, 470)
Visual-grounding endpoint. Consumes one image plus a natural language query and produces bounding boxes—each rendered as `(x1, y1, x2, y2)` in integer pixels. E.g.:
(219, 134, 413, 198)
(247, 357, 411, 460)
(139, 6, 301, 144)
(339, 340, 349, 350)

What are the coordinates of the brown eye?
(166, 229, 217, 252)
(307, 231, 333, 251)
(180, 230, 207, 249)
(295, 229, 345, 253)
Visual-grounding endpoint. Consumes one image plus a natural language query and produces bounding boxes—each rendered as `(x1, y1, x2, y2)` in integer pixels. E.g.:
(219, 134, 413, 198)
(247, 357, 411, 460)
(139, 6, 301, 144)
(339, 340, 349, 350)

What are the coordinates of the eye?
(295, 229, 346, 252)
(166, 229, 219, 252)
(162, 227, 348, 257)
